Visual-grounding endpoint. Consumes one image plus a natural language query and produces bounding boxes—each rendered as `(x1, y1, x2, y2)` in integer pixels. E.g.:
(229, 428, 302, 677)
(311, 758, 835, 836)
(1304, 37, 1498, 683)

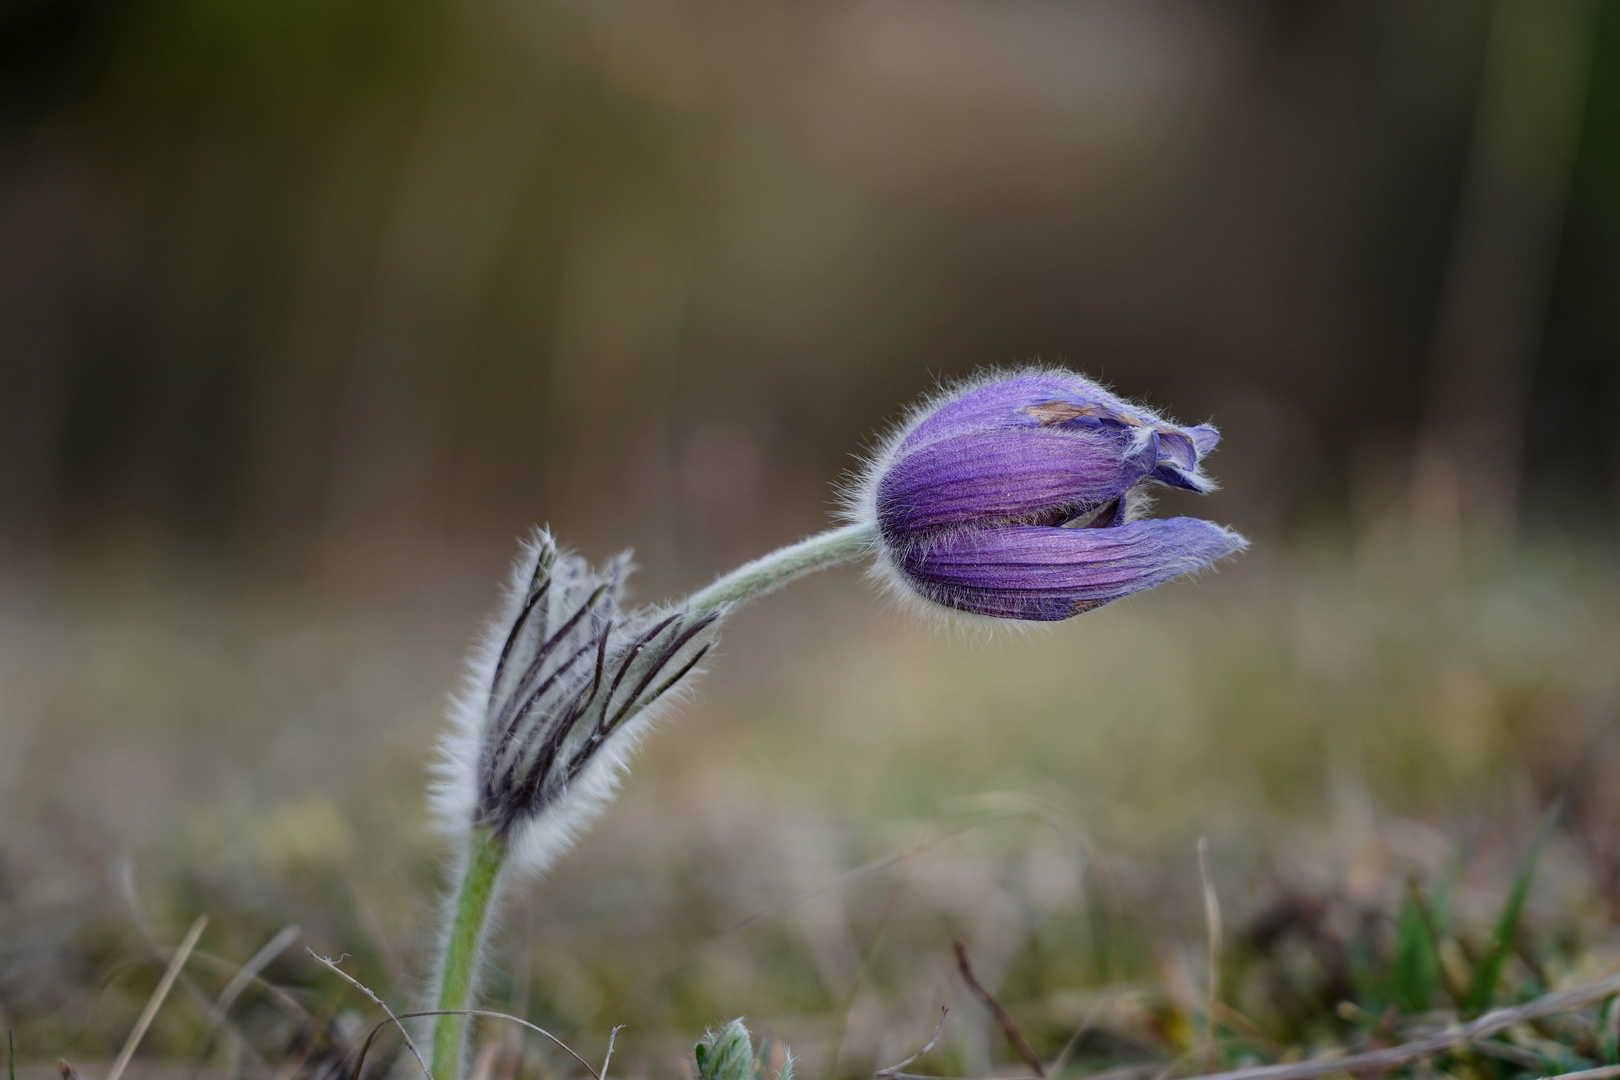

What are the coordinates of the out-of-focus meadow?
(3, 0, 1619, 1078)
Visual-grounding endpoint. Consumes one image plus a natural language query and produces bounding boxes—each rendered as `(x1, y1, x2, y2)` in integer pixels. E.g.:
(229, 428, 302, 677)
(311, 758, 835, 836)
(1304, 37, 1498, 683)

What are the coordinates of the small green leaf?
(1466, 802, 1559, 1013)
(1391, 884, 1440, 1013)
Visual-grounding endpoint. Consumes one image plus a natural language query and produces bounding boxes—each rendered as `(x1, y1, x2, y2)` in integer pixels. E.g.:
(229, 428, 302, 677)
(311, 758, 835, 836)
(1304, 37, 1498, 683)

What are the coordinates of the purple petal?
(1187, 424, 1220, 455)
(896, 517, 1248, 621)
(898, 374, 1143, 453)
(1156, 431, 1197, 471)
(896, 377, 1221, 500)
(877, 428, 1144, 536)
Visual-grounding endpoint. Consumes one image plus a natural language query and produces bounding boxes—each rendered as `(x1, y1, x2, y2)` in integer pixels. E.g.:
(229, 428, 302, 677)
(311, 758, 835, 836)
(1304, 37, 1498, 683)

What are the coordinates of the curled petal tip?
(1187, 424, 1221, 456)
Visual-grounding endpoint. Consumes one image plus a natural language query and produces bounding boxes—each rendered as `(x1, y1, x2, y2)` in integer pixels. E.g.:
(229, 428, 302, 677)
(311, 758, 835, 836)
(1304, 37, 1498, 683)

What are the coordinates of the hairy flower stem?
(429, 523, 874, 1080)
(685, 523, 875, 618)
(431, 828, 506, 1080)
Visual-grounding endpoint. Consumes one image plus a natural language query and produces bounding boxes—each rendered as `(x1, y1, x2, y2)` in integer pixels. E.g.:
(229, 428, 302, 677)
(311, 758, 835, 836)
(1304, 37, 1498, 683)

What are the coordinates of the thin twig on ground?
(1166, 968, 1620, 1080)
(953, 941, 1044, 1078)
(106, 915, 208, 1080)
(885, 1067, 1158, 1080)
(307, 949, 432, 1080)
(876, 1009, 948, 1077)
(351, 1010, 602, 1080)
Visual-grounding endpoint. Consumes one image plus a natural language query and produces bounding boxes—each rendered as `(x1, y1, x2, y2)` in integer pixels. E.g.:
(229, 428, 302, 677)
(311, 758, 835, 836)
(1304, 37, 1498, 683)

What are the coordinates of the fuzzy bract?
(851, 369, 1248, 621)
(430, 531, 722, 873)
(695, 1019, 793, 1080)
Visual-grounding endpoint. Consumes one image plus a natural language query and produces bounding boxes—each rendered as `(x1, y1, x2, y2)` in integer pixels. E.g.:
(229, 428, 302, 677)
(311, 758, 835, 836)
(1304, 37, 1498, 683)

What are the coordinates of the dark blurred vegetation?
(5, 1, 1620, 1077)
(2, 0, 1618, 584)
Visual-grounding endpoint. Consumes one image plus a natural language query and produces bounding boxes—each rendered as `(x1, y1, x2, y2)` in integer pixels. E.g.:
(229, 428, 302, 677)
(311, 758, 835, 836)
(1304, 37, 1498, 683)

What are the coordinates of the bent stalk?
(685, 524, 874, 617)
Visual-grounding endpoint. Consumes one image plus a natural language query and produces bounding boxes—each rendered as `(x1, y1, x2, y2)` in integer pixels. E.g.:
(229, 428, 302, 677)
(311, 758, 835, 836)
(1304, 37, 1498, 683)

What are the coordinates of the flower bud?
(431, 531, 722, 871)
(852, 369, 1247, 621)
(695, 1019, 793, 1080)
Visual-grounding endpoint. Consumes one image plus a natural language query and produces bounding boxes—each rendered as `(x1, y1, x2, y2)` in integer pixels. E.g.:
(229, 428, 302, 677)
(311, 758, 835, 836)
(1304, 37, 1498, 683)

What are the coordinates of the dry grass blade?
(184, 950, 310, 1019)
(267, 997, 339, 1080)
(106, 915, 208, 1080)
(1210, 1005, 1283, 1059)
(188, 925, 303, 1080)
(1046, 1002, 1104, 1079)
(1467, 1038, 1544, 1069)
(1164, 969, 1620, 1080)
(350, 1010, 601, 1080)
(306, 949, 432, 1080)
(954, 941, 1044, 1078)
(876, 1008, 948, 1077)
(600, 1024, 624, 1080)
(1198, 839, 1222, 1075)
(204, 925, 301, 1033)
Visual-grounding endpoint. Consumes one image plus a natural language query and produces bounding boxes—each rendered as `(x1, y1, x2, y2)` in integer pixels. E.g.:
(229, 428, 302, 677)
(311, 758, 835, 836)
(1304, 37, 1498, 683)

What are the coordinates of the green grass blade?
(8, 1029, 14, 1080)
(1392, 883, 1440, 1012)
(1466, 802, 1559, 1013)
(755, 1034, 772, 1080)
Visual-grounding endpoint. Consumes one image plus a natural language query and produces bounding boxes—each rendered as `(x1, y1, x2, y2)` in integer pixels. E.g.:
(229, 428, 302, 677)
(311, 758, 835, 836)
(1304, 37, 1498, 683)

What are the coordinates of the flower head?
(431, 530, 722, 872)
(850, 368, 1247, 621)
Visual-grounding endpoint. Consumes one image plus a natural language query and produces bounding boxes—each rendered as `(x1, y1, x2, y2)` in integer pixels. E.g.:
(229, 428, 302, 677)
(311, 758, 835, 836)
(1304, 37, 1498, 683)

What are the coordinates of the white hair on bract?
(428, 528, 721, 878)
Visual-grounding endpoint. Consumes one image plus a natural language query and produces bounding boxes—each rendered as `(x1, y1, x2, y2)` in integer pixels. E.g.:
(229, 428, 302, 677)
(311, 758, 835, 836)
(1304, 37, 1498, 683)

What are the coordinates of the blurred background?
(3, 0, 1619, 1077)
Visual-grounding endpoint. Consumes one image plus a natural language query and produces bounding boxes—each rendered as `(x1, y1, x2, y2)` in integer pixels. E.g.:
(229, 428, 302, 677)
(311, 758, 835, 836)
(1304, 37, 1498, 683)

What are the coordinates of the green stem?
(431, 828, 506, 1080)
(685, 523, 875, 618)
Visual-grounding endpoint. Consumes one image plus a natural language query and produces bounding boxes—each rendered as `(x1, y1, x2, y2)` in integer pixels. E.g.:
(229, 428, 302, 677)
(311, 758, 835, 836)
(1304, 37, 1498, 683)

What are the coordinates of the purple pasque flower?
(853, 369, 1247, 621)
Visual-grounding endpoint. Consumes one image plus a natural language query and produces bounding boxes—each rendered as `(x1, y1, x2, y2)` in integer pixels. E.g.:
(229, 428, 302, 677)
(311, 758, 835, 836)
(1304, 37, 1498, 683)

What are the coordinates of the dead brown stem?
(953, 941, 1044, 1078)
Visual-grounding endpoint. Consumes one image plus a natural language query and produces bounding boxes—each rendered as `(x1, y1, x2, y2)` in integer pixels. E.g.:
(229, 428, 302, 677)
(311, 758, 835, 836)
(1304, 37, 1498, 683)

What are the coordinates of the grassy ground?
(3, 533, 1619, 1080)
